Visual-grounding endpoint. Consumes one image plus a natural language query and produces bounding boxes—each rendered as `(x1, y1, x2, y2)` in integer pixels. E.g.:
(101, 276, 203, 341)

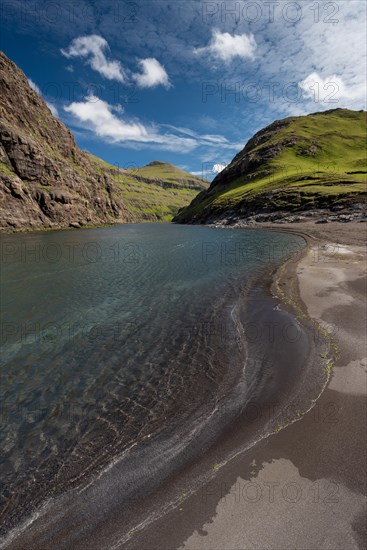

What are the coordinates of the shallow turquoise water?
(0, 223, 305, 536)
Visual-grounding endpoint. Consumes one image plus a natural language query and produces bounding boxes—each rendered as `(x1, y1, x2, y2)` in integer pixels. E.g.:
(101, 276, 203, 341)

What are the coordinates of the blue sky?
(1, 0, 366, 179)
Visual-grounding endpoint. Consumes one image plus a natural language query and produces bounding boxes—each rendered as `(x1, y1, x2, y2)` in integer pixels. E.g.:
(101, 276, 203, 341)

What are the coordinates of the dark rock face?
(185, 195, 367, 228)
(0, 51, 130, 230)
(205, 203, 367, 228)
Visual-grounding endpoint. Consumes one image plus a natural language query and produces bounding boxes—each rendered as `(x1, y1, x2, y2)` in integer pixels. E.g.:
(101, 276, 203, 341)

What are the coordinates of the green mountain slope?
(173, 109, 366, 224)
(0, 51, 208, 230)
(88, 157, 208, 222)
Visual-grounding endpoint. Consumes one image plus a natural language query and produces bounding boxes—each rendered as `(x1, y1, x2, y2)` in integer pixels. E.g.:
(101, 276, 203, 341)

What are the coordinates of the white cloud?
(133, 58, 171, 89)
(190, 163, 227, 179)
(256, 0, 367, 114)
(160, 124, 242, 149)
(64, 95, 198, 151)
(64, 96, 242, 153)
(195, 29, 257, 63)
(28, 78, 41, 94)
(61, 36, 171, 90)
(213, 163, 227, 173)
(28, 78, 59, 117)
(61, 35, 126, 82)
(64, 95, 147, 141)
(299, 72, 366, 104)
(45, 102, 59, 117)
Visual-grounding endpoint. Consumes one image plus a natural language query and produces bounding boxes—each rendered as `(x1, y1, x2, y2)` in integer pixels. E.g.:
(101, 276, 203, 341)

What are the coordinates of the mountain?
(0, 51, 208, 230)
(173, 109, 366, 225)
(87, 157, 208, 222)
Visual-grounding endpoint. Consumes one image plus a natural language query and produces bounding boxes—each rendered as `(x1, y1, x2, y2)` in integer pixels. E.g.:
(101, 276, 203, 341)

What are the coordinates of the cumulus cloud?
(133, 58, 171, 89)
(299, 72, 366, 104)
(61, 35, 126, 82)
(28, 78, 59, 117)
(61, 36, 171, 89)
(64, 95, 200, 151)
(64, 96, 242, 153)
(195, 29, 257, 62)
(64, 95, 147, 141)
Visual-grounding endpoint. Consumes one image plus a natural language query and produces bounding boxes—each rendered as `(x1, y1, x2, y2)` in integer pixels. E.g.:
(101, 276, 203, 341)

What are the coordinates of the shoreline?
(122, 222, 366, 550)
(0, 220, 173, 235)
(91, 227, 333, 550)
(1, 227, 321, 550)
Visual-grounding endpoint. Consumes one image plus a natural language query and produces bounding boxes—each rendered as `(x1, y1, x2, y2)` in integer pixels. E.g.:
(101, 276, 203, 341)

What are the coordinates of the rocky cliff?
(0, 51, 208, 230)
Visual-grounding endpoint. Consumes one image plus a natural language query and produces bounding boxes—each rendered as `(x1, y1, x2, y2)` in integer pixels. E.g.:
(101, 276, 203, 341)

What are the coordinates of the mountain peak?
(145, 160, 169, 167)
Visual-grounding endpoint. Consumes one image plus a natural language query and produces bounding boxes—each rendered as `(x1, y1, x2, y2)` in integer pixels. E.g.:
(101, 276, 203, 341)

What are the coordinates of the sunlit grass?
(175, 109, 366, 222)
(87, 156, 209, 222)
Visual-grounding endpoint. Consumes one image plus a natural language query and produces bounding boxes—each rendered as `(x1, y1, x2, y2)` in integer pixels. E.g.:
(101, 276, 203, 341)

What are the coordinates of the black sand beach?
(2, 222, 366, 550)
(121, 222, 367, 550)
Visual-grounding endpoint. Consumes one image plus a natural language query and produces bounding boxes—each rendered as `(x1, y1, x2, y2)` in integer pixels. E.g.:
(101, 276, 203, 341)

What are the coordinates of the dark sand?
(123, 221, 367, 550)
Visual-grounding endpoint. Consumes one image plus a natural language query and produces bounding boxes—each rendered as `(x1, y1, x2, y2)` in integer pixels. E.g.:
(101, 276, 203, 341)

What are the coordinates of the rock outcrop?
(0, 51, 131, 229)
(0, 51, 208, 230)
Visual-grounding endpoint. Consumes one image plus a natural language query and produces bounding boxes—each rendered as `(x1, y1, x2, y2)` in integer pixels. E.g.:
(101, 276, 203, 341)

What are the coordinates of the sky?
(1, 0, 366, 179)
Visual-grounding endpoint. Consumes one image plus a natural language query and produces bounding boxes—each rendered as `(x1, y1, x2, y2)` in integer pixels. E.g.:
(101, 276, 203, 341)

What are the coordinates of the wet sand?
(125, 222, 367, 550)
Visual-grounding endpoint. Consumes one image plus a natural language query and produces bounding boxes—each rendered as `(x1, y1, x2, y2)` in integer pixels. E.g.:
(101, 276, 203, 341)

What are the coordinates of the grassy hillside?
(174, 109, 366, 223)
(88, 157, 209, 222)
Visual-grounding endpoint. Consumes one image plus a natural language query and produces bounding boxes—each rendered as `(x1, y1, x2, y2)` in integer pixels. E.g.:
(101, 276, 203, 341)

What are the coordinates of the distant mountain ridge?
(174, 108, 366, 225)
(87, 156, 209, 222)
(0, 51, 208, 230)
